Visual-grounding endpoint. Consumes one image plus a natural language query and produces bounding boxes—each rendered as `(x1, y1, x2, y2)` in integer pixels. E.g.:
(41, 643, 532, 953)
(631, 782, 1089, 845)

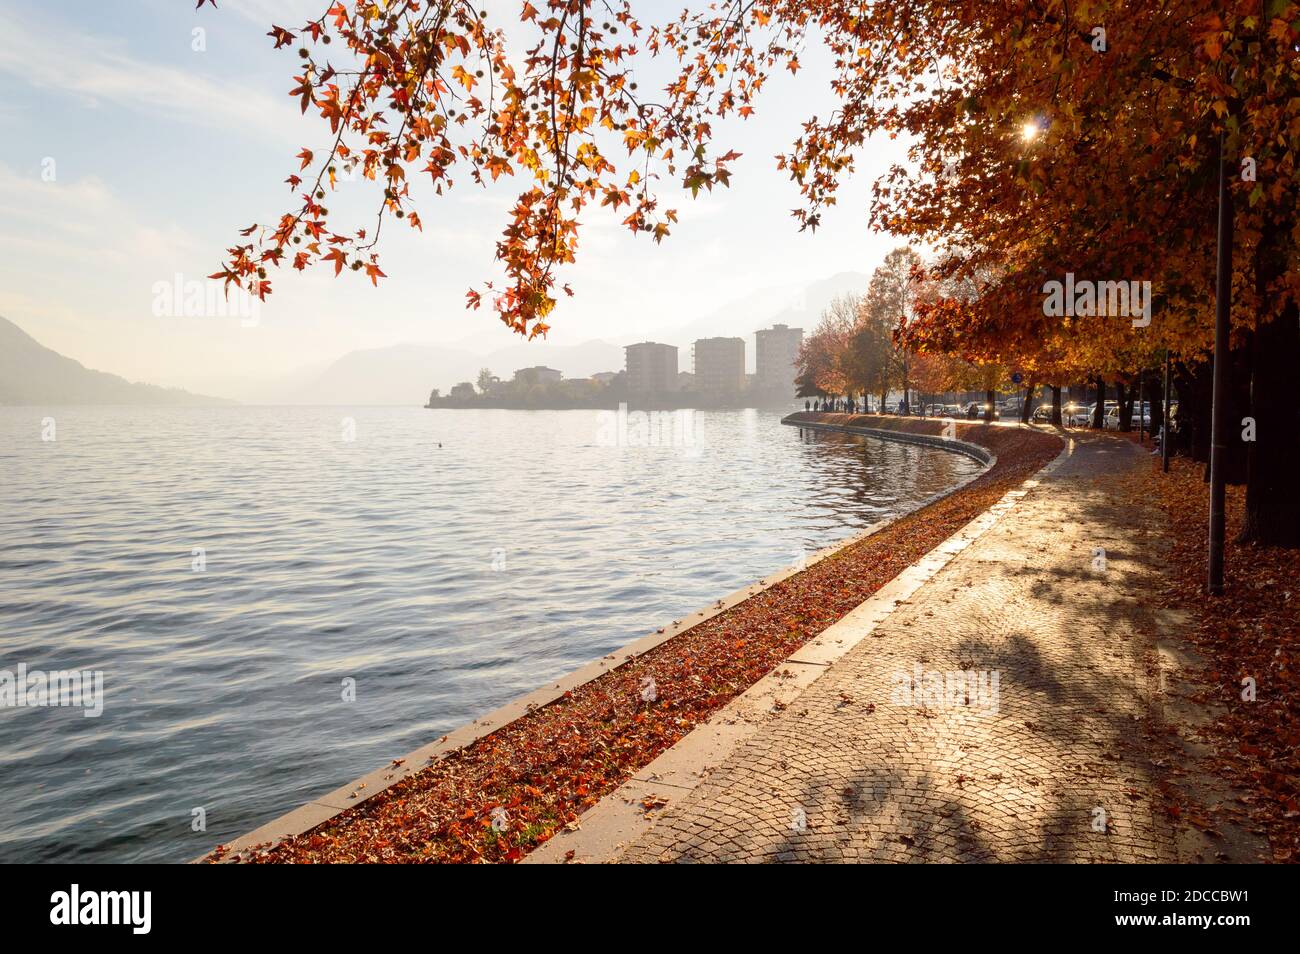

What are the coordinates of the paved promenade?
(619, 432, 1183, 863)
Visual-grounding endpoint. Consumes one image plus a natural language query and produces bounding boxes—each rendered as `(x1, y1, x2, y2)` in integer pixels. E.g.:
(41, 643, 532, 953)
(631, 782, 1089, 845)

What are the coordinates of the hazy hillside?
(283, 338, 626, 405)
(184, 272, 869, 403)
(278, 274, 864, 401)
(0, 316, 229, 406)
(652, 271, 870, 371)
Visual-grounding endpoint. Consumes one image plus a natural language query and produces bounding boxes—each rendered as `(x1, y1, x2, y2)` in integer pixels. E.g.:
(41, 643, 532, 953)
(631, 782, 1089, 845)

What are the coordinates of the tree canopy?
(210, 0, 1300, 540)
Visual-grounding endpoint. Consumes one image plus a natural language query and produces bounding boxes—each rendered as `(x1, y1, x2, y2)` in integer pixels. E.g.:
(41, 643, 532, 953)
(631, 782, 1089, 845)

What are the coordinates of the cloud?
(0, 8, 292, 137)
(0, 163, 196, 265)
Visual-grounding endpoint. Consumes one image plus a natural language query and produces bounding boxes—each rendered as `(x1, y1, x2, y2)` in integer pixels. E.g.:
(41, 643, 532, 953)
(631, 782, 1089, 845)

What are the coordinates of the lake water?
(0, 406, 979, 862)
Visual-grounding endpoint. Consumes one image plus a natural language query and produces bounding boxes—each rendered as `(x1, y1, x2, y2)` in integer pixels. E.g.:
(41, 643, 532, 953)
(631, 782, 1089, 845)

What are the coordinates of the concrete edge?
(199, 417, 1010, 863)
(526, 428, 1073, 863)
(781, 413, 995, 466)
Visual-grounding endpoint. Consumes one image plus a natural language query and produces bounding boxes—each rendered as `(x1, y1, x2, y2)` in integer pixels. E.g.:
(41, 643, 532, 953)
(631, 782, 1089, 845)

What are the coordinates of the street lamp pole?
(1207, 133, 1233, 595)
(1138, 374, 1145, 442)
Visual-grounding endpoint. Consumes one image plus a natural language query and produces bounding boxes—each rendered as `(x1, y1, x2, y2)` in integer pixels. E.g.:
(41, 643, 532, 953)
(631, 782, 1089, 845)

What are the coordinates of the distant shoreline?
(424, 397, 801, 411)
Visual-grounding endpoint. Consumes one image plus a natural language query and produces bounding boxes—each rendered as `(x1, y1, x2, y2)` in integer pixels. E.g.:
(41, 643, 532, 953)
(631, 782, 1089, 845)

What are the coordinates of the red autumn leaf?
(267, 26, 296, 49)
(322, 248, 346, 276)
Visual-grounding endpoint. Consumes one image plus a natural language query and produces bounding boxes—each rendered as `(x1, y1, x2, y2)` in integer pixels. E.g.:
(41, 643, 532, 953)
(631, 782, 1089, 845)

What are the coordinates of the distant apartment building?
(512, 366, 562, 387)
(624, 342, 678, 394)
(755, 323, 804, 395)
(590, 371, 619, 385)
(692, 337, 746, 394)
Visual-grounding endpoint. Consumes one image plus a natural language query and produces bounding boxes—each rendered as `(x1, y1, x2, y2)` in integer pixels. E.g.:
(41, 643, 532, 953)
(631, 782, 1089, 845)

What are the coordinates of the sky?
(0, 0, 914, 397)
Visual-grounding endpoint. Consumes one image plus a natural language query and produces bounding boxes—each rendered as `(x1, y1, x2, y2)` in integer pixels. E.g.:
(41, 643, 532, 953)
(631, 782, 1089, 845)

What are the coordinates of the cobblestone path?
(620, 433, 1182, 862)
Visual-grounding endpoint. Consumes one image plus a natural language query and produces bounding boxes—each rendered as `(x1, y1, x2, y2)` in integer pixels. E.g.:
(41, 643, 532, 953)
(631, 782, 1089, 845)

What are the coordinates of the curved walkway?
(618, 431, 1183, 863)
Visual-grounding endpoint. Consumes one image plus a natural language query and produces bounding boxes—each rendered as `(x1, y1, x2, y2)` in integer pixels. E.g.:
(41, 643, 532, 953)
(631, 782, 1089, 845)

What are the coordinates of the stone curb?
(782, 414, 995, 465)
(526, 423, 1070, 863)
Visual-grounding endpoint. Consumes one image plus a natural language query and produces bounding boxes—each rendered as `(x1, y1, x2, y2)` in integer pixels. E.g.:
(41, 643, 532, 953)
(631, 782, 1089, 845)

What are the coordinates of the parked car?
(1103, 402, 1153, 431)
(1062, 402, 1091, 426)
(1031, 405, 1055, 423)
(1065, 401, 1117, 427)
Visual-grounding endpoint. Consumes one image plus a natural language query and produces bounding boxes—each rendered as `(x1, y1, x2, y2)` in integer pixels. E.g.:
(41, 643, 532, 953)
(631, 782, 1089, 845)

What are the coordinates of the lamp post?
(1138, 374, 1145, 442)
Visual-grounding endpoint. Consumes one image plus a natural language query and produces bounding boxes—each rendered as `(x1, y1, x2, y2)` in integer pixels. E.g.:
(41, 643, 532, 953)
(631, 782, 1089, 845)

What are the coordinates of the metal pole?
(1170, 348, 1180, 473)
(1138, 374, 1145, 442)
(1208, 134, 1233, 595)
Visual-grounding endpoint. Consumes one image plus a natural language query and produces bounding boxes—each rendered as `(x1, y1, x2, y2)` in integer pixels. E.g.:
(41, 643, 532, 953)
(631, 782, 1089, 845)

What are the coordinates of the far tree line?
(796, 244, 1177, 436)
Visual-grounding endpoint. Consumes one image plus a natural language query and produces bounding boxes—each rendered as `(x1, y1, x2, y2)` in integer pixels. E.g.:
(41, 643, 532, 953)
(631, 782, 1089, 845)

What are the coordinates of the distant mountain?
(232, 271, 870, 403)
(481, 338, 625, 380)
(0, 316, 230, 406)
(280, 337, 627, 405)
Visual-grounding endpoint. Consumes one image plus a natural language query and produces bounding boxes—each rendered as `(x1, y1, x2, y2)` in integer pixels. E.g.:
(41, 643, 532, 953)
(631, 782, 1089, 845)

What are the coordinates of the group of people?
(805, 397, 860, 414)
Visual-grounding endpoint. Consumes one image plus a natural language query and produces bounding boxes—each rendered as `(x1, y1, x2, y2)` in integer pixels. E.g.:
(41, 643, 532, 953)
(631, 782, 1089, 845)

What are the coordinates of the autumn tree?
(208, 0, 1300, 544)
(862, 246, 923, 409)
(842, 299, 895, 409)
(797, 294, 857, 397)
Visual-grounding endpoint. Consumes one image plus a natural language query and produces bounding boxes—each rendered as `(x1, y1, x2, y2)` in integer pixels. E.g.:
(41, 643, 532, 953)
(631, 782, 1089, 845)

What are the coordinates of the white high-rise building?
(755, 323, 804, 396)
(692, 337, 745, 394)
(624, 342, 678, 394)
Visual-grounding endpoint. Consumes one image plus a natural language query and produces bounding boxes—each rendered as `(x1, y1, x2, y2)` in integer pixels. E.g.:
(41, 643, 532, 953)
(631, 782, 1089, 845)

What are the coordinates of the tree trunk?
(1091, 378, 1106, 429)
(1240, 218, 1300, 544)
(1175, 360, 1212, 463)
(1227, 339, 1253, 485)
(1117, 380, 1134, 432)
(984, 389, 995, 423)
(1020, 382, 1035, 424)
(1051, 386, 1063, 425)
(1148, 371, 1165, 438)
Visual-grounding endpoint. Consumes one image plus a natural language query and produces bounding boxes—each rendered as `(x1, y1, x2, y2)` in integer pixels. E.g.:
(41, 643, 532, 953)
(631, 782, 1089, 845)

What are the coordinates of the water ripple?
(0, 405, 977, 862)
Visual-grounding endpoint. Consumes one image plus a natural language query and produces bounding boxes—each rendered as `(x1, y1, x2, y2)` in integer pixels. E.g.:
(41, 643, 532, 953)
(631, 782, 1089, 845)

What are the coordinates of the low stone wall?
(782, 412, 995, 465)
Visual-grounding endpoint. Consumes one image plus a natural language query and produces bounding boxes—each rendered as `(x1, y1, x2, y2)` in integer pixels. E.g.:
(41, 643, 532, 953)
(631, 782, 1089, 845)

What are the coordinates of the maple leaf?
(451, 65, 475, 92)
(267, 26, 296, 49)
(484, 155, 514, 181)
(322, 247, 346, 276)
